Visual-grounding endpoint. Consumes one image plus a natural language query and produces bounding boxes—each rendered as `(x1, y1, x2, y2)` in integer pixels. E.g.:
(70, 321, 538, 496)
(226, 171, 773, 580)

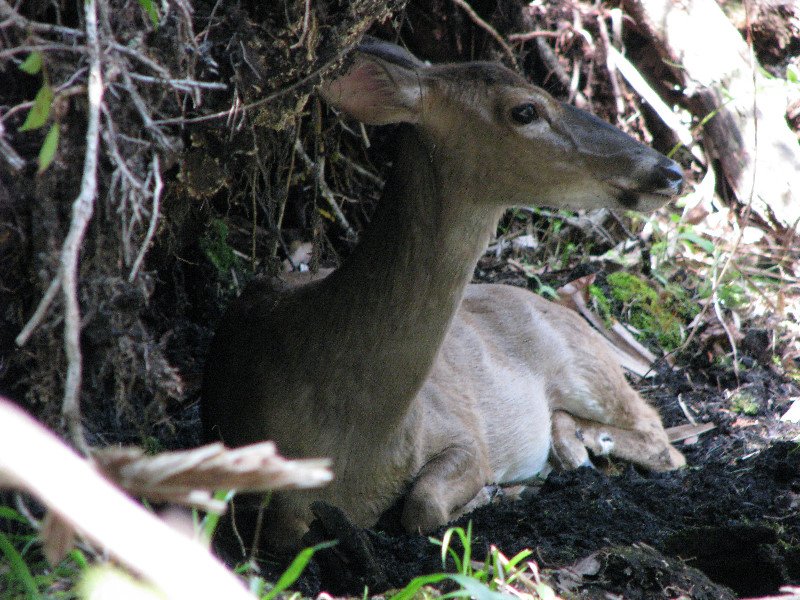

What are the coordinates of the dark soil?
(259, 425, 800, 599)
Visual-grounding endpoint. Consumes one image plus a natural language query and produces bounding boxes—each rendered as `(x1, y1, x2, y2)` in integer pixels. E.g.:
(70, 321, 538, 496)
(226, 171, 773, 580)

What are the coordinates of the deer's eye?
(510, 103, 540, 125)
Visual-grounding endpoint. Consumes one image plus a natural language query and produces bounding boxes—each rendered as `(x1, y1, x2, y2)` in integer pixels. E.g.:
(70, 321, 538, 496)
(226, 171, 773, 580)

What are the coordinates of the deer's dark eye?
(510, 103, 540, 125)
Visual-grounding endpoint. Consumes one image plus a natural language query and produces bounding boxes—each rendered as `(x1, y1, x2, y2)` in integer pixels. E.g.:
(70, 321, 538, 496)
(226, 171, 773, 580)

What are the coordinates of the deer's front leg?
(550, 409, 598, 469)
(551, 409, 685, 472)
(400, 443, 490, 534)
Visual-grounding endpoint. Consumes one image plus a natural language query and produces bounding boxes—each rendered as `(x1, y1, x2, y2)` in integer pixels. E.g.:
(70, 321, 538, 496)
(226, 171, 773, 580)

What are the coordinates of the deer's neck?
(308, 125, 501, 427)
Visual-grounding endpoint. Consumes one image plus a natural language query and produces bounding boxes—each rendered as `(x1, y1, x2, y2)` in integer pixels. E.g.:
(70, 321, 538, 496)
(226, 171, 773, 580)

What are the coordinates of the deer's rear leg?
(551, 409, 685, 472)
(401, 444, 490, 534)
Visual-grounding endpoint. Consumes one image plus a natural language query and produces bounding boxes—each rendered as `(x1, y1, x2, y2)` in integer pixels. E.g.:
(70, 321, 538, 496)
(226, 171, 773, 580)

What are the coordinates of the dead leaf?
(554, 552, 602, 592)
(40, 511, 76, 565)
(666, 423, 716, 444)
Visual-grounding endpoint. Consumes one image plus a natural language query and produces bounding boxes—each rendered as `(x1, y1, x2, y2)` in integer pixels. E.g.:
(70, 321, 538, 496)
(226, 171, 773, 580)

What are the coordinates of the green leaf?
(19, 52, 43, 75)
(261, 541, 337, 600)
(0, 530, 42, 600)
(0, 506, 27, 523)
(679, 229, 715, 254)
(388, 573, 450, 600)
(38, 122, 59, 173)
(19, 85, 53, 132)
(136, 0, 159, 26)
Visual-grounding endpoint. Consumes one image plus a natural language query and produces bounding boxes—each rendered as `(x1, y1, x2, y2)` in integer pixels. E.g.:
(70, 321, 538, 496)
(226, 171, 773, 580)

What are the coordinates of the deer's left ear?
(319, 41, 424, 126)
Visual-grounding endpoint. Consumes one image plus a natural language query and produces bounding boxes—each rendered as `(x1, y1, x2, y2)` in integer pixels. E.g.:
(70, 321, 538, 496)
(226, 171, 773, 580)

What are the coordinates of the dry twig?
(129, 155, 163, 282)
(294, 137, 355, 237)
(61, 0, 103, 457)
(450, 0, 519, 69)
(13, 0, 105, 456)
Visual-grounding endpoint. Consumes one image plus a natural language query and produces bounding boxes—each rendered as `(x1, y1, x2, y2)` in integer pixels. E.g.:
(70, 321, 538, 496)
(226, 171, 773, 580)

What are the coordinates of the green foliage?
(39, 123, 60, 173)
(606, 272, 697, 351)
(415, 524, 554, 600)
(0, 505, 87, 599)
(260, 542, 336, 600)
(728, 390, 761, 416)
(527, 274, 558, 300)
(19, 51, 43, 75)
(136, 0, 159, 26)
(17, 52, 61, 173)
(201, 219, 238, 273)
(194, 490, 235, 546)
(713, 281, 748, 309)
(0, 497, 556, 600)
(0, 528, 42, 600)
(589, 284, 612, 325)
(19, 85, 53, 132)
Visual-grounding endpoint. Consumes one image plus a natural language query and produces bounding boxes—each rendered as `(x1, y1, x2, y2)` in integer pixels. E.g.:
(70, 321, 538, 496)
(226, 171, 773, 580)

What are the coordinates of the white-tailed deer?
(202, 37, 685, 548)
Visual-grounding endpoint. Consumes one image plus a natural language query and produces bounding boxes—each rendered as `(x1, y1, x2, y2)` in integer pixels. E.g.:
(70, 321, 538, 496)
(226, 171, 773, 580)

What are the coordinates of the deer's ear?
(319, 45, 423, 125)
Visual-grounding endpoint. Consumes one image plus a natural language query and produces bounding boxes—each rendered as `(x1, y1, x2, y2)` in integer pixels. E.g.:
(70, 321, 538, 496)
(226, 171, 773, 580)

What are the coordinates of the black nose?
(659, 160, 684, 184)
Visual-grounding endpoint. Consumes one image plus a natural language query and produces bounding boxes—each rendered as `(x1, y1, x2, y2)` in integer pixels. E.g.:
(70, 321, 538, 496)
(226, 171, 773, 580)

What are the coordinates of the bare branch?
(129, 155, 163, 282)
(60, 0, 105, 457)
(450, 0, 519, 69)
(0, 0, 84, 37)
(14, 278, 61, 347)
(293, 137, 354, 237)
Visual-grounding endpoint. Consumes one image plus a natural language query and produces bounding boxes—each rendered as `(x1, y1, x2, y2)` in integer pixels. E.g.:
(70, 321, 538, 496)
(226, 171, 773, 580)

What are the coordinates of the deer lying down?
(202, 37, 685, 548)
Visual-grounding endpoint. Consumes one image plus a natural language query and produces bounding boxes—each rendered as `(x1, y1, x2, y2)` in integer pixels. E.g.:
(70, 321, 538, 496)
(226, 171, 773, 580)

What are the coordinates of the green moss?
(728, 390, 761, 416)
(200, 219, 238, 273)
(606, 272, 697, 351)
(589, 284, 612, 326)
(142, 436, 164, 455)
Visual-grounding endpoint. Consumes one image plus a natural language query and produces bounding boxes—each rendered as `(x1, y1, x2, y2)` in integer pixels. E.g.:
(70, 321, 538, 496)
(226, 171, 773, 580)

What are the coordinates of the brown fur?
(202, 38, 685, 548)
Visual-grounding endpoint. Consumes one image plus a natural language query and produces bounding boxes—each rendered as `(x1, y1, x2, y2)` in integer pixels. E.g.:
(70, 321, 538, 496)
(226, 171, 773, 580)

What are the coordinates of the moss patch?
(606, 272, 698, 351)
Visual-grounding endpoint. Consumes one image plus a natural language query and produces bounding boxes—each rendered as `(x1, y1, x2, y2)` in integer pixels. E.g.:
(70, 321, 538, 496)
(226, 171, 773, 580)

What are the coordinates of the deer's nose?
(656, 159, 684, 194)
(659, 160, 684, 184)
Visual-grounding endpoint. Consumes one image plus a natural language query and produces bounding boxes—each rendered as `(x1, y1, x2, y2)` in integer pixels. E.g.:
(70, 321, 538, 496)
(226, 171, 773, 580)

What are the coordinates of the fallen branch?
(625, 0, 800, 229)
(605, 45, 700, 160)
(0, 398, 256, 600)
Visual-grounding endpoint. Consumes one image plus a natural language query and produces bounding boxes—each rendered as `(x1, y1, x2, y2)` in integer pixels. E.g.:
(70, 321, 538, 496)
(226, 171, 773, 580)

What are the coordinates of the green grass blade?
(199, 490, 235, 544)
(387, 573, 450, 600)
(0, 530, 42, 600)
(504, 548, 532, 570)
(261, 541, 337, 600)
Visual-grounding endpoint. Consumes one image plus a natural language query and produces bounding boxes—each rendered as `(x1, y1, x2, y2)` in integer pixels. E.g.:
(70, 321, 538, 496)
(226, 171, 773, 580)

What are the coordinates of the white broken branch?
(0, 398, 255, 600)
